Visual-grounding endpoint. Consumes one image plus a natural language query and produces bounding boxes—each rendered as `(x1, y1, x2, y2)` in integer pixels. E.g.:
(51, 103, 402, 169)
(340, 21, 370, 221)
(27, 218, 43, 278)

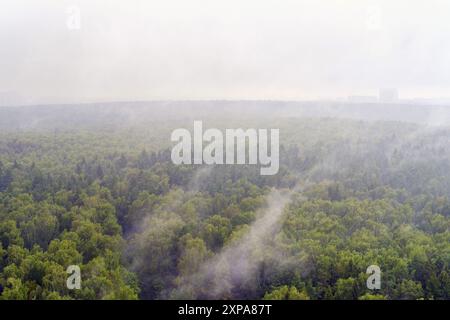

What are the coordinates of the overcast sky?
(1, 0, 450, 104)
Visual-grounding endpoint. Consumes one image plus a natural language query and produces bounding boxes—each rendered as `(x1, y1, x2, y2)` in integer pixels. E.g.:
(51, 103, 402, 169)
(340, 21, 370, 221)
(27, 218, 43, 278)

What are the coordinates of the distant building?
(379, 88, 398, 103)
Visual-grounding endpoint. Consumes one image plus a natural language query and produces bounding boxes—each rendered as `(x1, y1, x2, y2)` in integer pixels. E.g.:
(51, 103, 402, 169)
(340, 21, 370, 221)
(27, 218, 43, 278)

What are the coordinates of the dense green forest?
(0, 103, 449, 300)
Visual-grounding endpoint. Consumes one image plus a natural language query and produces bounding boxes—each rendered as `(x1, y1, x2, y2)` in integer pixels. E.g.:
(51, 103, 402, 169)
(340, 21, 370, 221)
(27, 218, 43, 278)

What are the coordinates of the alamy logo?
(171, 121, 279, 175)
(66, 6, 81, 30)
(66, 265, 81, 290)
(366, 265, 381, 290)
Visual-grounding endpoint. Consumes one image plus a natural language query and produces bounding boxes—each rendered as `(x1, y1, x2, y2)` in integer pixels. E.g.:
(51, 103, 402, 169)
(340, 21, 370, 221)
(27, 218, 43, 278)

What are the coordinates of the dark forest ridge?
(1, 100, 449, 131)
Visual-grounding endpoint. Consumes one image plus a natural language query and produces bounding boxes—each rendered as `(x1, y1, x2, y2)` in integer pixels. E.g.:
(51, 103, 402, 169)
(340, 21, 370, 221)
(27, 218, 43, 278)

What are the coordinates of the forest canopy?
(0, 102, 449, 300)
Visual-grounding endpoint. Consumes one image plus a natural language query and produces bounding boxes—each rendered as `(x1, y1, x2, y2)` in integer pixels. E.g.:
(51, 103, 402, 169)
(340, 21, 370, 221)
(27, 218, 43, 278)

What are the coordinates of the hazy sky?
(1, 0, 450, 104)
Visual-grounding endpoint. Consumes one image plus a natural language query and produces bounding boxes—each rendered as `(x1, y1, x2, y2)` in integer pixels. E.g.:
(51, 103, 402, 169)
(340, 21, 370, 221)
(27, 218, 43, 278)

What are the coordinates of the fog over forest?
(1, 0, 450, 302)
(1, 101, 449, 300)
